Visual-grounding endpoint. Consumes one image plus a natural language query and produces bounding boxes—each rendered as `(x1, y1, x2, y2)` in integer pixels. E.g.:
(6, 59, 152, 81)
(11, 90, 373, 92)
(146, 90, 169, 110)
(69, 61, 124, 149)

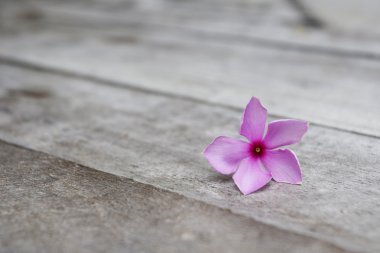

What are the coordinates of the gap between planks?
(2, 10, 380, 137)
(4, 0, 380, 61)
(0, 139, 351, 253)
(0, 64, 379, 253)
(0, 55, 379, 141)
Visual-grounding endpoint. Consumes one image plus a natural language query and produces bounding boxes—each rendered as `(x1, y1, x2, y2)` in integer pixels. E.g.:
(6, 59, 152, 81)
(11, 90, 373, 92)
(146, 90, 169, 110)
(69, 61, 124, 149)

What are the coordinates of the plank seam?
(36, 10, 380, 62)
(1, 55, 379, 140)
(0, 138, 361, 253)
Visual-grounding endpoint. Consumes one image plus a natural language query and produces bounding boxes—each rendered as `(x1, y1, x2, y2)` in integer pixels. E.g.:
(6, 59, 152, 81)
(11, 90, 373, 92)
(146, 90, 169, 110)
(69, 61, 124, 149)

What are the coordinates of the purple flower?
(204, 97, 309, 195)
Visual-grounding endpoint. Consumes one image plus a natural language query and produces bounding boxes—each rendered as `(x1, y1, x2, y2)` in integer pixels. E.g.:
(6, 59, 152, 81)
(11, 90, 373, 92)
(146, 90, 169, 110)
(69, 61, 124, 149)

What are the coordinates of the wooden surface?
(2, 141, 347, 253)
(0, 1, 379, 253)
(1, 0, 380, 137)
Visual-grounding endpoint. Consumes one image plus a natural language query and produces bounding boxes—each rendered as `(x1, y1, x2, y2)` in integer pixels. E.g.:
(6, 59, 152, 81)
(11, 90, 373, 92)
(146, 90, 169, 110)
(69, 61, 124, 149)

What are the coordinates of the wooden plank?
(1, 141, 349, 253)
(0, 18, 379, 137)
(2, 0, 380, 55)
(0, 65, 379, 253)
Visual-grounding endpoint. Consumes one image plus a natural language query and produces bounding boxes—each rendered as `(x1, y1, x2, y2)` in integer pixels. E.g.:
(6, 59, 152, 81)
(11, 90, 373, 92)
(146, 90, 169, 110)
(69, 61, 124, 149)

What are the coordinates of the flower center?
(251, 143, 265, 157)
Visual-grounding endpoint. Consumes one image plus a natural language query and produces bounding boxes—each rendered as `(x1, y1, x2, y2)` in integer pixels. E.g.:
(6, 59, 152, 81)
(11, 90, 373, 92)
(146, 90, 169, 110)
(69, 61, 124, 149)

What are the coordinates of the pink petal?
(233, 157, 272, 195)
(204, 136, 251, 175)
(240, 97, 267, 142)
(263, 119, 308, 149)
(261, 149, 302, 184)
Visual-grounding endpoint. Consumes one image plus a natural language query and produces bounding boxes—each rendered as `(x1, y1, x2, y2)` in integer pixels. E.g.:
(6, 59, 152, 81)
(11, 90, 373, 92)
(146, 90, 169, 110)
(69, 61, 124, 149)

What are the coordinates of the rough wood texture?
(0, 65, 379, 253)
(1, 1, 380, 252)
(1, 1, 379, 137)
(2, 0, 380, 54)
(1, 141, 349, 253)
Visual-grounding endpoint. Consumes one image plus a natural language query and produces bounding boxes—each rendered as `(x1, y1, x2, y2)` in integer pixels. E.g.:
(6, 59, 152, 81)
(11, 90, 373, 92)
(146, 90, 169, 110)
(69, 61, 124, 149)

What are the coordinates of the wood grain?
(0, 65, 379, 253)
(1, 19, 380, 137)
(3, 0, 380, 55)
(1, 141, 350, 253)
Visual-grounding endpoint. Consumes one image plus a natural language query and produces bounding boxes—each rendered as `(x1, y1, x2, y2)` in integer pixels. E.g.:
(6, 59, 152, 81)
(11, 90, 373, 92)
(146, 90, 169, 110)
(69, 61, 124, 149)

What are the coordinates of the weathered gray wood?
(1, 16, 380, 137)
(1, 141, 349, 253)
(0, 65, 379, 253)
(2, 0, 380, 55)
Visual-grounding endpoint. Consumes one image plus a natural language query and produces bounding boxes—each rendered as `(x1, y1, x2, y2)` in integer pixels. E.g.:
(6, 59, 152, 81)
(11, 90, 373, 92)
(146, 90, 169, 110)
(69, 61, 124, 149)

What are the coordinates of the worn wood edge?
(0, 138, 354, 253)
(0, 64, 379, 252)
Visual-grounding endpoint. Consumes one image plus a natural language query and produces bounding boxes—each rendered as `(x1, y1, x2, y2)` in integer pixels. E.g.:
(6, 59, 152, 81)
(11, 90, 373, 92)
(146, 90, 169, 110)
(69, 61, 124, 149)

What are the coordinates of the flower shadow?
(209, 173, 273, 195)
(208, 173, 231, 183)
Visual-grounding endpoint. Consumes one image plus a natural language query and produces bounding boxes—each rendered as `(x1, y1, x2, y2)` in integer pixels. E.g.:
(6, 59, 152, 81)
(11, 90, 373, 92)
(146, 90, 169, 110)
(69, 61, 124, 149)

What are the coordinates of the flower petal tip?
(233, 180, 255, 196)
(301, 120, 310, 134)
(302, 120, 310, 131)
(232, 158, 272, 195)
(240, 96, 268, 142)
(295, 177, 303, 185)
(203, 136, 251, 175)
(242, 191, 251, 196)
